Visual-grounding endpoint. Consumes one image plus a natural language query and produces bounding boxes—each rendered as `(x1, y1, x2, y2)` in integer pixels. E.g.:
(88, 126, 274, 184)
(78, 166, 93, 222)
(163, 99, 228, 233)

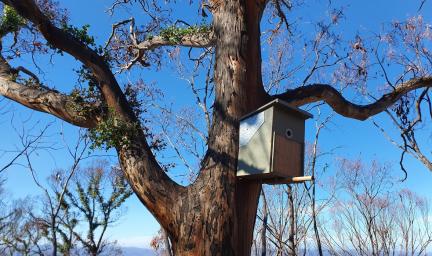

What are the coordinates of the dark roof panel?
(240, 99, 313, 120)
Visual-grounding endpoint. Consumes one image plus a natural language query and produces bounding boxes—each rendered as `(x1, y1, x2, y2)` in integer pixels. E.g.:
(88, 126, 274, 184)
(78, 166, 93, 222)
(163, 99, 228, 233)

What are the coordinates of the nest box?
(237, 99, 312, 182)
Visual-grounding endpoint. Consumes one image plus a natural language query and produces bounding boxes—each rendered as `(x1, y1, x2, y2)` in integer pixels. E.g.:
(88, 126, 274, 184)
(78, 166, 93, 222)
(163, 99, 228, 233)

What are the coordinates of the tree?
(0, 199, 47, 255)
(252, 113, 335, 256)
(23, 130, 88, 256)
(0, 126, 131, 255)
(321, 158, 432, 255)
(0, 0, 431, 255)
(252, 157, 432, 255)
(0, 160, 132, 256)
(62, 162, 132, 256)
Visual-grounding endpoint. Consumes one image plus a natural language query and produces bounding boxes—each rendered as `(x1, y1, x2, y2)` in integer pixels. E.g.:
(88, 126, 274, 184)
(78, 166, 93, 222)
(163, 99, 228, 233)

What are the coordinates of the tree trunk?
(163, 229, 173, 256)
(51, 222, 57, 256)
(311, 181, 323, 256)
(261, 190, 268, 256)
(155, 0, 268, 255)
(3, 0, 269, 254)
(287, 185, 296, 256)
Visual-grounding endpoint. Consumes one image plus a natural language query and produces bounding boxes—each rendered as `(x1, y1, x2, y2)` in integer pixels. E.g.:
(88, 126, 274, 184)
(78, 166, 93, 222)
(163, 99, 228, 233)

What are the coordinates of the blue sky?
(1, 0, 432, 249)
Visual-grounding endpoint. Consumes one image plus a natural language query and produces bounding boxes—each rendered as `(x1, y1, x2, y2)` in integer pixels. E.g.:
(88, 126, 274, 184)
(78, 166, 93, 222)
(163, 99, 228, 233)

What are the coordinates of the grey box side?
(270, 130, 276, 174)
(237, 108, 274, 176)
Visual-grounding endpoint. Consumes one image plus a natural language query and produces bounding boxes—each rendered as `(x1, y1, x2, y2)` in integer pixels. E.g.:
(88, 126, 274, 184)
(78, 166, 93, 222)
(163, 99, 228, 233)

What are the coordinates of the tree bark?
(163, 229, 173, 256)
(261, 190, 268, 256)
(51, 218, 57, 256)
(155, 0, 269, 255)
(287, 185, 296, 256)
(311, 181, 323, 256)
(3, 0, 269, 254)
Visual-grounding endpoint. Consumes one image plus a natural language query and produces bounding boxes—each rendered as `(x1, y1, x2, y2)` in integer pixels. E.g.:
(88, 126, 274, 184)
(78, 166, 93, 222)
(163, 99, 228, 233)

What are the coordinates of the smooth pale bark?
(136, 33, 215, 51)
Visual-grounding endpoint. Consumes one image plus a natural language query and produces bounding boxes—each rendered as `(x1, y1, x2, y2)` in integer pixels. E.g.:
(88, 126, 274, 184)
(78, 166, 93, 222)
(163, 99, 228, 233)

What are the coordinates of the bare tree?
(371, 16, 432, 175)
(0, 146, 131, 256)
(0, 199, 47, 256)
(322, 158, 432, 255)
(254, 183, 311, 256)
(253, 110, 336, 256)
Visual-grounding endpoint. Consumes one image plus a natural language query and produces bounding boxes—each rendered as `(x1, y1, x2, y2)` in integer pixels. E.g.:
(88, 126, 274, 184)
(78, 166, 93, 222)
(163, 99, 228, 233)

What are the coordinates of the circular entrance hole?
(285, 128, 293, 139)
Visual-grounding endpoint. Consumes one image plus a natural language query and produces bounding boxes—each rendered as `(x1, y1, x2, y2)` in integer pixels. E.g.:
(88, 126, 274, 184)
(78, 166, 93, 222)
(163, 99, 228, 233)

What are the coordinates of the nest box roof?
(240, 99, 313, 121)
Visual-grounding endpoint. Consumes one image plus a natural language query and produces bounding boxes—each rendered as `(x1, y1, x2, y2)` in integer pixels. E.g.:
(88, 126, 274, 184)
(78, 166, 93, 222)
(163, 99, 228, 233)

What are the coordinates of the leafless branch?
(275, 76, 432, 120)
(0, 123, 50, 173)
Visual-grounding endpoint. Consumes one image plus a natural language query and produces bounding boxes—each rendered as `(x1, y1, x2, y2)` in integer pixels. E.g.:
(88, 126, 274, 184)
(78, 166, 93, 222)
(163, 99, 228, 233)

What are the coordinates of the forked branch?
(0, 0, 182, 229)
(2, 0, 134, 120)
(106, 17, 215, 71)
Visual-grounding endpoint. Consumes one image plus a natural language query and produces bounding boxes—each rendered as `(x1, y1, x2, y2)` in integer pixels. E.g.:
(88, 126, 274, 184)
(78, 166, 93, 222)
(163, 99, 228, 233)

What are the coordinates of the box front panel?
(272, 133, 304, 177)
(273, 109, 305, 143)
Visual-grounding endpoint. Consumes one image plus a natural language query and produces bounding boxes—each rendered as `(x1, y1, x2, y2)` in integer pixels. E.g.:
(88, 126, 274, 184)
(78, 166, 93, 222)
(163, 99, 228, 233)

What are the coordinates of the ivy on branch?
(156, 23, 212, 44)
(87, 109, 139, 150)
(0, 5, 26, 36)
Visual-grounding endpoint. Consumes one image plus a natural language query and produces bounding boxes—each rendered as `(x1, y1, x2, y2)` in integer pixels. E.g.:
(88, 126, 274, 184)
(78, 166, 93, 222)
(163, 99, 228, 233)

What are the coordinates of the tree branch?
(0, 76, 101, 128)
(274, 77, 432, 120)
(0, 37, 100, 128)
(119, 30, 215, 71)
(137, 32, 215, 51)
(2, 0, 134, 120)
(1, 0, 183, 230)
(105, 16, 215, 72)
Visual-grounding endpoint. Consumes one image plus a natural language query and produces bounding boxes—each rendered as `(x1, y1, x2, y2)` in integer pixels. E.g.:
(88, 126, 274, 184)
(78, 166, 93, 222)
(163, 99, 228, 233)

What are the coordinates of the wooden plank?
(272, 134, 303, 177)
(263, 175, 313, 184)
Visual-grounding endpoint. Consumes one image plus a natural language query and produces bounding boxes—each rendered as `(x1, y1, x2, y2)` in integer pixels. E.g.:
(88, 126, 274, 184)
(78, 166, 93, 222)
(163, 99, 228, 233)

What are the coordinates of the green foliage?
(123, 82, 167, 152)
(0, 5, 26, 36)
(88, 110, 139, 150)
(56, 164, 132, 255)
(57, 24, 109, 58)
(124, 83, 145, 119)
(62, 24, 95, 47)
(67, 87, 100, 120)
(69, 78, 142, 152)
(76, 65, 99, 91)
(64, 166, 132, 254)
(159, 24, 211, 43)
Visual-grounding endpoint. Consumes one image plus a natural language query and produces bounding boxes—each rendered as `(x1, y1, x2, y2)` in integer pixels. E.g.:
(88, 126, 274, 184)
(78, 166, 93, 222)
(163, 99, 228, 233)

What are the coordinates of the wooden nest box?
(237, 99, 313, 184)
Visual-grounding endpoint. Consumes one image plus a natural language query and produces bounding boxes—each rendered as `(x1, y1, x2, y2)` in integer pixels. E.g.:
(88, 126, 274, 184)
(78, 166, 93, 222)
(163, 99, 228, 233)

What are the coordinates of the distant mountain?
(121, 247, 156, 256)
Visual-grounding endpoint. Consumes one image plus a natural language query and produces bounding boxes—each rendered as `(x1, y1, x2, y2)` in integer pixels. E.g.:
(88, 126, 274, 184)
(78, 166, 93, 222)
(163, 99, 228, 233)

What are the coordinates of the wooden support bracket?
(262, 175, 313, 184)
